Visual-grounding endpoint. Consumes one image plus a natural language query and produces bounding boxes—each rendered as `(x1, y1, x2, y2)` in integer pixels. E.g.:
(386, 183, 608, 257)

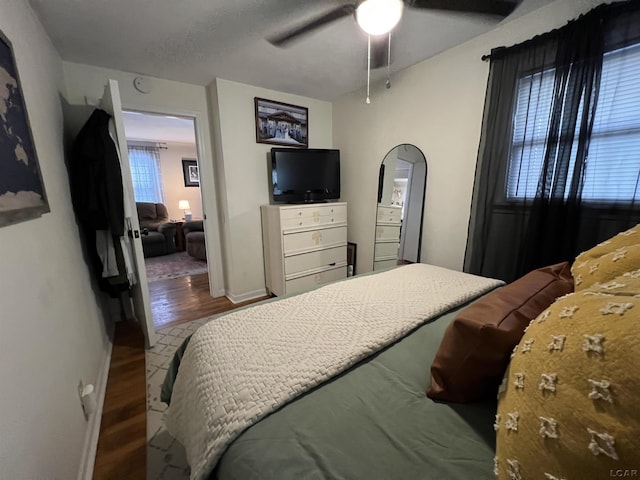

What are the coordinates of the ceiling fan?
(268, 0, 522, 68)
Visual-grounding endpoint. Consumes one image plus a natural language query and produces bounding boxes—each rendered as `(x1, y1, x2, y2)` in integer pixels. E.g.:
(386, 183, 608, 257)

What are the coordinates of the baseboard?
(226, 287, 268, 304)
(76, 335, 114, 480)
(212, 287, 226, 298)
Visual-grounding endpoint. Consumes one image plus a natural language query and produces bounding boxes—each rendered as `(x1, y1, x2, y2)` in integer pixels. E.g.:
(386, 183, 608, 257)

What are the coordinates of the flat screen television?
(270, 148, 340, 203)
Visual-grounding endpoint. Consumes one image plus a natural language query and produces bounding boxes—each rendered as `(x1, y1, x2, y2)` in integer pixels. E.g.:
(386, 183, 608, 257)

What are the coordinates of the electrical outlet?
(78, 380, 97, 418)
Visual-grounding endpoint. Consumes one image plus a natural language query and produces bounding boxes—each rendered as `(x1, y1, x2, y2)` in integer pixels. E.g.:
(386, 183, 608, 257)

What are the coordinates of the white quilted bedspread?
(164, 263, 503, 479)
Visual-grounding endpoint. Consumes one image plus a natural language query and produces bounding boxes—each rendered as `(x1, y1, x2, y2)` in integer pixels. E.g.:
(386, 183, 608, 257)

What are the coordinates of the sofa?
(182, 220, 206, 260)
(136, 202, 177, 258)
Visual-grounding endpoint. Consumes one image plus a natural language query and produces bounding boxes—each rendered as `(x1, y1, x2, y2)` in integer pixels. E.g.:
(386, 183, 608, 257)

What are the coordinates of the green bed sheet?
(213, 301, 497, 480)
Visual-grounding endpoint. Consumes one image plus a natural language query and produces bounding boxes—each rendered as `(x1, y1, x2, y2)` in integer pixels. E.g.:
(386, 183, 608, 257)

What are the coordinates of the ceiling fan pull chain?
(366, 34, 371, 104)
(386, 32, 391, 89)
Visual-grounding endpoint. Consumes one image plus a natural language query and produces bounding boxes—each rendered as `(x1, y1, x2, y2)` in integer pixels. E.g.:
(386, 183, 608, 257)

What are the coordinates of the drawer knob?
(299, 221, 303, 225)
(298, 212, 302, 216)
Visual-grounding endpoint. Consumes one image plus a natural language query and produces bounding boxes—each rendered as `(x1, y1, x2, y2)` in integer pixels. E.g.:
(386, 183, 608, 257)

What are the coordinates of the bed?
(166, 224, 640, 480)
(213, 301, 498, 480)
(163, 264, 504, 479)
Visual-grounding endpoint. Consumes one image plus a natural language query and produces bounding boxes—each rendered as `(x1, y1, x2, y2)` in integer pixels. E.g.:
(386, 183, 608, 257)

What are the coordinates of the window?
(506, 42, 640, 201)
(128, 146, 164, 203)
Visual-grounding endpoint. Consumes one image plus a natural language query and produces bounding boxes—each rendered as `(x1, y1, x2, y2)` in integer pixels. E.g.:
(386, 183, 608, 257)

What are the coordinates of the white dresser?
(373, 204, 402, 271)
(261, 202, 348, 296)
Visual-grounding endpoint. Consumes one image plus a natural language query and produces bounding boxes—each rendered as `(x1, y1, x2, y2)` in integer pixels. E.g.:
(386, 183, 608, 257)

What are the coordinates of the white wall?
(61, 62, 225, 296)
(333, 0, 607, 274)
(0, 1, 111, 478)
(157, 142, 203, 220)
(209, 79, 333, 302)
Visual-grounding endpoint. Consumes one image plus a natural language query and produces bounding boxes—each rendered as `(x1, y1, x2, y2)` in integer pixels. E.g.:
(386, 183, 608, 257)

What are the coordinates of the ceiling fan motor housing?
(355, 0, 404, 36)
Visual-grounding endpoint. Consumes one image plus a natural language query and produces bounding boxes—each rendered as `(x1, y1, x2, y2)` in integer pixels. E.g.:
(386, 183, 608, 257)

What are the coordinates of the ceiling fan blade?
(405, 0, 522, 17)
(268, 4, 356, 47)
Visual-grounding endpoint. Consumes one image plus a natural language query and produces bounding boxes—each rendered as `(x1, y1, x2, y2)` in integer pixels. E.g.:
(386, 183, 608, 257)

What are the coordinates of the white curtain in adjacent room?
(128, 145, 164, 203)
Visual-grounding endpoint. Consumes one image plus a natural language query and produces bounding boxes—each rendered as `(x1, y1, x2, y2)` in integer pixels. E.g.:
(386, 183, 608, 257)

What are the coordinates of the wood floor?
(93, 316, 147, 479)
(148, 272, 264, 330)
(93, 273, 267, 479)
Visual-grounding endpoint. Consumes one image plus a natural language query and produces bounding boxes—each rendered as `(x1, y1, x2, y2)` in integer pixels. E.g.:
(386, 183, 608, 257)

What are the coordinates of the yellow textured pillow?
(495, 288, 640, 480)
(587, 269, 640, 297)
(572, 244, 640, 291)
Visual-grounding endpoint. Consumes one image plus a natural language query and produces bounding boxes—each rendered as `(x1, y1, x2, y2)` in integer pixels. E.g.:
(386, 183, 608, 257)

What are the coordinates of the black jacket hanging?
(70, 109, 124, 234)
(69, 108, 129, 296)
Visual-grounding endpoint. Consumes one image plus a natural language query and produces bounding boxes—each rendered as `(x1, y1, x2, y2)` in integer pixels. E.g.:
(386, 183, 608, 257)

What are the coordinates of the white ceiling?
(29, 0, 554, 101)
(122, 111, 196, 144)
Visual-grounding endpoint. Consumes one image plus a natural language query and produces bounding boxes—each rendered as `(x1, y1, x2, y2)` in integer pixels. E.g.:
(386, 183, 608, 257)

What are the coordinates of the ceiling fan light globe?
(356, 0, 404, 36)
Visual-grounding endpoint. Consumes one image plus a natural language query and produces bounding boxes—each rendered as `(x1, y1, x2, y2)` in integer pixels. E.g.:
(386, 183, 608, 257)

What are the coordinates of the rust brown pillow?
(426, 262, 574, 403)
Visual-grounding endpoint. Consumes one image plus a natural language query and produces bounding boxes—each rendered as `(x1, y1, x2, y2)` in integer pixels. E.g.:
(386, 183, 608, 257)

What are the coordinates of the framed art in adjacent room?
(182, 159, 199, 187)
(0, 29, 49, 228)
(254, 97, 308, 148)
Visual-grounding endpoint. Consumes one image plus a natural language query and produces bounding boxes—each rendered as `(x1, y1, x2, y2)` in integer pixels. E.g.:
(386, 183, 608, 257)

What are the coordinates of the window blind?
(128, 146, 164, 203)
(506, 42, 640, 201)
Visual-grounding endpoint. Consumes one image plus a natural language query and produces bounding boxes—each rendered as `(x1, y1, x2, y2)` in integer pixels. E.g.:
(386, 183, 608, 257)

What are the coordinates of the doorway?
(396, 156, 426, 263)
(122, 111, 209, 329)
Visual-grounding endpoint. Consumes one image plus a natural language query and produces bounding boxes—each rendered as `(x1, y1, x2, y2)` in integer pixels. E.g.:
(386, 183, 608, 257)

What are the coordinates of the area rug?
(145, 251, 208, 283)
(147, 319, 206, 479)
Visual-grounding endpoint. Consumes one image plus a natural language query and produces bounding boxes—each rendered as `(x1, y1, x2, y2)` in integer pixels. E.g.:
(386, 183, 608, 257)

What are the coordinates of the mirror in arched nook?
(373, 144, 427, 270)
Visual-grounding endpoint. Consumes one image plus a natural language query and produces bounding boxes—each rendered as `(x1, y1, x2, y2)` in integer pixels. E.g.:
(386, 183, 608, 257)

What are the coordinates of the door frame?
(401, 158, 427, 263)
(396, 159, 413, 260)
(100, 80, 157, 347)
(121, 103, 226, 300)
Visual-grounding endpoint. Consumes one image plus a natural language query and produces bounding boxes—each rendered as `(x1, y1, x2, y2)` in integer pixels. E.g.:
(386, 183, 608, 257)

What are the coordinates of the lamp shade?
(356, 0, 403, 36)
(178, 200, 190, 210)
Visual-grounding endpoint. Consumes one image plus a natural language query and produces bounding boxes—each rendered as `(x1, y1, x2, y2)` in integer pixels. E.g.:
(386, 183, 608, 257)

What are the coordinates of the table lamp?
(178, 200, 191, 221)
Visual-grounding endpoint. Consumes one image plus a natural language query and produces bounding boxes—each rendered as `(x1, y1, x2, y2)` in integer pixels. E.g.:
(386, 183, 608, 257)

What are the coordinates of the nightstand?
(173, 221, 185, 251)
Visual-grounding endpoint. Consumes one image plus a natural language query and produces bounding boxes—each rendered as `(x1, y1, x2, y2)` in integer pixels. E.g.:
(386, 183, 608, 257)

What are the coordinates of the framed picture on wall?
(0, 29, 50, 228)
(182, 159, 199, 187)
(254, 97, 308, 148)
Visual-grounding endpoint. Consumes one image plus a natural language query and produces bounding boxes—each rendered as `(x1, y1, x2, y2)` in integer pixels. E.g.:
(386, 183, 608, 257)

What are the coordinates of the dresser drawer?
(285, 246, 347, 277)
(285, 265, 347, 295)
(374, 259, 398, 271)
(376, 205, 402, 224)
(280, 211, 346, 230)
(376, 206, 402, 224)
(283, 226, 347, 255)
(374, 241, 398, 260)
(280, 204, 347, 228)
(375, 225, 401, 242)
(280, 204, 346, 219)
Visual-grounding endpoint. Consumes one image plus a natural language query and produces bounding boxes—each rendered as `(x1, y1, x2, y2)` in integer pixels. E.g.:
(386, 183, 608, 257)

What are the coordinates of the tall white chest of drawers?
(373, 204, 402, 271)
(261, 202, 348, 296)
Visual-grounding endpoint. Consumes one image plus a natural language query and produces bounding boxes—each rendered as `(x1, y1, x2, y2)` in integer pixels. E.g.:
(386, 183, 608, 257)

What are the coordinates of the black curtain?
(465, 0, 640, 282)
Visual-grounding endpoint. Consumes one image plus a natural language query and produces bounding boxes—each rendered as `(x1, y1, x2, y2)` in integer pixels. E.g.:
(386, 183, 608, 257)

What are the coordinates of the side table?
(173, 221, 185, 251)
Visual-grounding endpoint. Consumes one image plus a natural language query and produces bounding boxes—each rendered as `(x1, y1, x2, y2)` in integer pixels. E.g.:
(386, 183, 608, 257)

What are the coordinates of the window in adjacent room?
(506, 42, 640, 202)
(128, 145, 164, 203)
